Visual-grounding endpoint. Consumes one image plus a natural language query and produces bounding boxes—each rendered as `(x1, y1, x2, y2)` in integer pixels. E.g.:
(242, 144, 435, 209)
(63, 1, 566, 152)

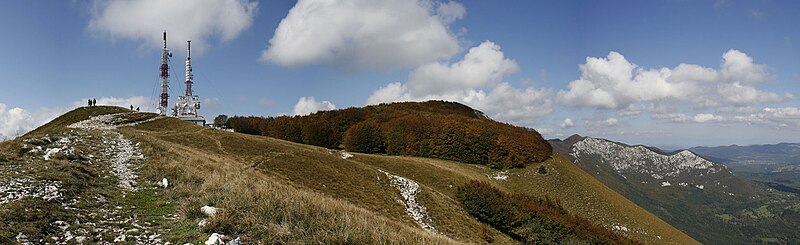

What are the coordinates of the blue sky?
(1, 0, 798, 148)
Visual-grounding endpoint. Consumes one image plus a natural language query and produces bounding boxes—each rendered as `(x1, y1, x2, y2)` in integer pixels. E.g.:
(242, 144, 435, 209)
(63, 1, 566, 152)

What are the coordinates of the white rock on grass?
(67, 112, 160, 130)
(201, 206, 218, 217)
(114, 234, 126, 242)
(490, 171, 508, 181)
(157, 178, 169, 188)
(378, 169, 437, 233)
(103, 132, 143, 191)
(612, 225, 630, 232)
(205, 233, 225, 245)
(341, 152, 354, 159)
(16, 233, 31, 245)
(0, 177, 62, 205)
(228, 237, 242, 245)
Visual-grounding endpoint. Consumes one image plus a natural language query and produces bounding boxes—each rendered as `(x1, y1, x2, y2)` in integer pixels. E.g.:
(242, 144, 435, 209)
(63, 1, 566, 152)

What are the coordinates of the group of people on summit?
(86, 98, 139, 111)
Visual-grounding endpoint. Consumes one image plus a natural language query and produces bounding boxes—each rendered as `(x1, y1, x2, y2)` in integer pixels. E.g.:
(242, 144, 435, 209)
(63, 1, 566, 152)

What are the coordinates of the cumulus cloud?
(557, 49, 790, 110)
(366, 41, 552, 125)
(560, 118, 575, 129)
(693, 113, 724, 123)
(89, 0, 258, 54)
(653, 113, 725, 123)
(0, 104, 51, 140)
(583, 118, 619, 128)
(734, 107, 800, 128)
(261, 0, 463, 69)
(292, 97, 336, 116)
(601, 118, 619, 126)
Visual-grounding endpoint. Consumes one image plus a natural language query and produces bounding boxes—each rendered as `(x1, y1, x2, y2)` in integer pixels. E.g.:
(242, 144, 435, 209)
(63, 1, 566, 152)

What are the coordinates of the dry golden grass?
(125, 119, 463, 244)
(125, 115, 696, 244)
(6, 106, 696, 244)
(499, 154, 700, 245)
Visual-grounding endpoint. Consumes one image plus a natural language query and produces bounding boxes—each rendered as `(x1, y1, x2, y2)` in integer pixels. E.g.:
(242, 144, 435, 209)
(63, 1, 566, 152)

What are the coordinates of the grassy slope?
(130, 115, 696, 244)
(2, 107, 697, 244)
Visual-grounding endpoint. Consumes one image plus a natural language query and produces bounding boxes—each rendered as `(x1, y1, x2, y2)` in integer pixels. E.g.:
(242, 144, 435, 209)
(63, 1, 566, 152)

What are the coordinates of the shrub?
(456, 181, 639, 244)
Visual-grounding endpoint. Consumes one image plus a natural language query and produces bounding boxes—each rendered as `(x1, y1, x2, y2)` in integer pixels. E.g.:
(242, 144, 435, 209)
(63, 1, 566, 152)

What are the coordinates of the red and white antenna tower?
(158, 31, 171, 115)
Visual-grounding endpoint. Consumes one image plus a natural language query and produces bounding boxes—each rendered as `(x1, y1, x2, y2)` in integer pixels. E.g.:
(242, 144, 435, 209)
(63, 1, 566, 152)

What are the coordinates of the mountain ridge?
(549, 135, 800, 244)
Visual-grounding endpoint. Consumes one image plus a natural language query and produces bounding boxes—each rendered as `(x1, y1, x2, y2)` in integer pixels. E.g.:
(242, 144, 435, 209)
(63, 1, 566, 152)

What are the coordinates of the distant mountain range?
(690, 143, 800, 192)
(690, 143, 800, 172)
(550, 135, 800, 244)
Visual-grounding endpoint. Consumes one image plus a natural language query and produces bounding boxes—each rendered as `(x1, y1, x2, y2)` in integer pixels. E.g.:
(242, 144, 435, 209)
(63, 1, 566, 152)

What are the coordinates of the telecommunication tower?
(158, 31, 171, 115)
(172, 40, 204, 125)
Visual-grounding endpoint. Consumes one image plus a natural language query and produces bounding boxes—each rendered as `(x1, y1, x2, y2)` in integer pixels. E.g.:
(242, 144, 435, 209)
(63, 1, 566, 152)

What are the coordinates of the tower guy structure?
(171, 40, 205, 125)
(158, 31, 171, 115)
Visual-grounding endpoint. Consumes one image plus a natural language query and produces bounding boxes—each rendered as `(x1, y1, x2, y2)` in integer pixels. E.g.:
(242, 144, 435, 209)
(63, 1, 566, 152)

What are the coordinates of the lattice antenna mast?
(158, 31, 171, 115)
(185, 40, 193, 97)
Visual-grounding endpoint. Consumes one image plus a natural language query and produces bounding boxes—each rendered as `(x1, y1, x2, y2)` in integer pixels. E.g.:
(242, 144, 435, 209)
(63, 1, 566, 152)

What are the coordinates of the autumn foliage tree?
(343, 121, 385, 154)
(227, 101, 553, 169)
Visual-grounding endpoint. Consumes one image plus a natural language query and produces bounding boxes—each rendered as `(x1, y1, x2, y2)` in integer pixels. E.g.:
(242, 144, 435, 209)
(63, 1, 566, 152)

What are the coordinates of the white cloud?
(462, 83, 552, 125)
(735, 107, 800, 128)
(89, 0, 258, 55)
(602, 118, 619, 126)
(261, 0, 463, 69)
(0, 104, 49, 140)
(366, 41, 552, 125)
(435, 1, 466, 24)
(719, 49, 773, 85)
(583, 118, 619, 128)
(653, 113, 725, 123)
(560, 118, 575, 129)
(693, 113, 724, 123)
(405, 41, 518, 96)
(292, 97, 336, 116)
(557, 49, 791, 111)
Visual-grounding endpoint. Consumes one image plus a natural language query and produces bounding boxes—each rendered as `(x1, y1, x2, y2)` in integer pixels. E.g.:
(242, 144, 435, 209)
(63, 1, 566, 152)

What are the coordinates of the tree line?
(226, 101, 552, 169)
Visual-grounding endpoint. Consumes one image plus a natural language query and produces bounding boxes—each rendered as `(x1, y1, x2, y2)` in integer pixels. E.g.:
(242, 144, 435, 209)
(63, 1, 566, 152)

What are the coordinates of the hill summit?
(228, 101, 552, 169)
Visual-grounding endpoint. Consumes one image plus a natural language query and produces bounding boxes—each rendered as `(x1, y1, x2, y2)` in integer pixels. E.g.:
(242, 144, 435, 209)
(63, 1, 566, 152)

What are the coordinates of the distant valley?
(550, 135, 800, 244)
(690, 143, 800, 191)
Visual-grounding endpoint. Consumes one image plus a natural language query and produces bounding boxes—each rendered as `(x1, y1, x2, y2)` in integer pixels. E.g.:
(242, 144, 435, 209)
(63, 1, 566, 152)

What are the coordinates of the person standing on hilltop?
(92, 99, 97, 106)
(88, 99, 92, 107)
